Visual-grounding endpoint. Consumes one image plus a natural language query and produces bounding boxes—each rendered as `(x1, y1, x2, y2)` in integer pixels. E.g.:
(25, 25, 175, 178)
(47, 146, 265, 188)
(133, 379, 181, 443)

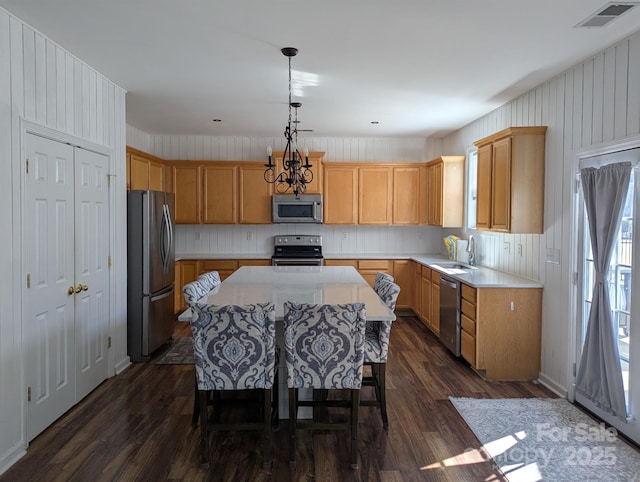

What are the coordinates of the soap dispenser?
(466, 235, 476, 266)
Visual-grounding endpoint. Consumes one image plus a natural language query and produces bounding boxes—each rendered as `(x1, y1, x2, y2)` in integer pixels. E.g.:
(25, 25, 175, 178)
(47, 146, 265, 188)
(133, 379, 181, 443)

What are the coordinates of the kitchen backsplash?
(176, 224, 446, 256)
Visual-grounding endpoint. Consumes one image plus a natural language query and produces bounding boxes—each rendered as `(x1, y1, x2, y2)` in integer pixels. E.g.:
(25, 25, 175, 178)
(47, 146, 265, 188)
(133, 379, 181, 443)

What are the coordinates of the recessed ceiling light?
(212, 119, 222, 122)
(371, 121, 379, 124)
(575, 2, 639, 28)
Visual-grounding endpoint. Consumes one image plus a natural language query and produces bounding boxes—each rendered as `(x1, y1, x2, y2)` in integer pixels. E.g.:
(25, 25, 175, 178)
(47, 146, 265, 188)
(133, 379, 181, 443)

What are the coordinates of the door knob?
(82, 284, 89, 291)
(68, 286, 76, 295)
(75, 284, 83, 294)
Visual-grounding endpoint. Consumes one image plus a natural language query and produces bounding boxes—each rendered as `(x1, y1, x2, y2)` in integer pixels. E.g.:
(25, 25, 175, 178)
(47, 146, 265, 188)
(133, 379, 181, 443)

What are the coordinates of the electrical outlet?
(504, 242, 510, 254)
(194, 231, 200, 241)
(247, 231, 253, 241)
(342, 232, 349, 240)
(517, 244, 523, 256)
(546, 248, 561, 264)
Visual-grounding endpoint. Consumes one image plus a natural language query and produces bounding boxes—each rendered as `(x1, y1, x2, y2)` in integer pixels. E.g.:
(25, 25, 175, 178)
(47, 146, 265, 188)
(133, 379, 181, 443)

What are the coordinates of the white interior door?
(25, 134, 76, 440)
(25, 134, 110, 441)
(74, 147, 109, 401)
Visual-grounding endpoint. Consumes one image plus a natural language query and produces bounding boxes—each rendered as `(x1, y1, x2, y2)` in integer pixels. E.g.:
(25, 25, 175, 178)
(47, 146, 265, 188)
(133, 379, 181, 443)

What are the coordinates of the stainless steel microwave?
(272, 194, 323, 224)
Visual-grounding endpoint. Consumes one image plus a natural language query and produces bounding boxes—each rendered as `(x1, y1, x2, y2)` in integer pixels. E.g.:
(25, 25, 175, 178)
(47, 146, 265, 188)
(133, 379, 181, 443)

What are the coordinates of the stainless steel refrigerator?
(127, 190, 175, 362)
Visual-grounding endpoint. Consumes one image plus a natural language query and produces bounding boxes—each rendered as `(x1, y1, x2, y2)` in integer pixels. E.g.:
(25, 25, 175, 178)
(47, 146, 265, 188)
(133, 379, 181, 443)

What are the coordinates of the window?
(466, 147, 478, 229)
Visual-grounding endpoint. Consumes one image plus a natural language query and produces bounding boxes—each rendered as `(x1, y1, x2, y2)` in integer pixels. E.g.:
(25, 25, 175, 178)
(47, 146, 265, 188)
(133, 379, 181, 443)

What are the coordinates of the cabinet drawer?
(358, 259, 391, 270)
(461, 314, 476, 337)
(461, 283, 476, 303)
(421, 265, 431, 278)
(461, 330, 476, 365)
(237, 259, 271, 267)
(461, 299, 476, 321)
(431, 270, 441, 284)
(201, 259, 238, 270)
(325, 259, 358, 268)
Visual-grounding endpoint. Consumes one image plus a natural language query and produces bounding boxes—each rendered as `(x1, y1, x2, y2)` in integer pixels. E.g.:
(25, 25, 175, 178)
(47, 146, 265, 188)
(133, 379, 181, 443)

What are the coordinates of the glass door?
(576, 148, 640, 444)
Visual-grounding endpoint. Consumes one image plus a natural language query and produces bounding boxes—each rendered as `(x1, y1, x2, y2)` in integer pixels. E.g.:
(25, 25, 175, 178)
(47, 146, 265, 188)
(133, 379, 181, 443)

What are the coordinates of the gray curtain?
(576, 162, 631, 420)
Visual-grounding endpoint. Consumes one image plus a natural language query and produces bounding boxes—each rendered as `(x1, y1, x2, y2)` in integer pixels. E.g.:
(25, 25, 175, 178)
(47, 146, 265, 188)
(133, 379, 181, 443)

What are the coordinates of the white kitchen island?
(191, 265, 396, 417)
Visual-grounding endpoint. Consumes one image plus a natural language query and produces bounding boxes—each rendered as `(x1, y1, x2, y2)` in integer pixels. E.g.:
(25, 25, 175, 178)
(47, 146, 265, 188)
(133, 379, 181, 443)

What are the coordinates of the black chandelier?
(264, 47, 313, 197)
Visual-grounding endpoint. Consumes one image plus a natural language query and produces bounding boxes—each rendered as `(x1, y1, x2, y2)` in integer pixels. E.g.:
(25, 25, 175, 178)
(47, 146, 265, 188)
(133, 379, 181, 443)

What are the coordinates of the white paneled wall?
(440, 30, 640, 398)
(0, 7, 127, 474)
(176, 224, 446, 257)
(147, 135, 435, 162)
(126, 124, 151, 152)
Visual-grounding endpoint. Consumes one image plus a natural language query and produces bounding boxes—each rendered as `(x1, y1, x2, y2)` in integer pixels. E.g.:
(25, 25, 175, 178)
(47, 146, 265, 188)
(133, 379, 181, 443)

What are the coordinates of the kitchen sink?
(430, 262, 479, 274)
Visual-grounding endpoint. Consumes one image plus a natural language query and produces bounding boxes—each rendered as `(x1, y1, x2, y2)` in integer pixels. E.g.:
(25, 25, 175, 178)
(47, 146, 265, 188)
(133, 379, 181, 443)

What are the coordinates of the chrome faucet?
(466, 234, 476, 266)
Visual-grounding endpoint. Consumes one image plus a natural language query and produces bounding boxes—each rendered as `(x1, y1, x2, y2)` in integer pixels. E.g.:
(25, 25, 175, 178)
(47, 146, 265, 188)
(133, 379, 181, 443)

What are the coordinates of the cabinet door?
(393, 260, 412, 309)
(491, 137, 512, 231)
(431, 274, 440, 335)
(418, 166, 428, 225)
(203, 165, 236, 224)
(130, 154, 150, 191)
(359, 167, 392, 224)
(421, 268, 432, 328)
(476, 144, 492, 229)
(175, 260, 199, 313)
(392, 167, 420, 225)
(238, 165, 273, 224)
(324, 166, 358, 224)
(173, 165, 201, 224)
(427, 162, 443, 226)
(413, 262, 422, 318)
(148, 161, 164, 191)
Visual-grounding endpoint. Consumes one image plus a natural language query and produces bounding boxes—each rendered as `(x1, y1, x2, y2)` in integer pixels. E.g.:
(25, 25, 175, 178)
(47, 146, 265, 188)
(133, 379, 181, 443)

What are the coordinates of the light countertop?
(176, 252, 543, 289)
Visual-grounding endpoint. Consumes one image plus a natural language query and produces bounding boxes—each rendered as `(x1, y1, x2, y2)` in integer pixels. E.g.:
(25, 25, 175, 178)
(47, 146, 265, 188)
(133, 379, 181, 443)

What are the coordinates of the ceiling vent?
(575, 2, 639, 27)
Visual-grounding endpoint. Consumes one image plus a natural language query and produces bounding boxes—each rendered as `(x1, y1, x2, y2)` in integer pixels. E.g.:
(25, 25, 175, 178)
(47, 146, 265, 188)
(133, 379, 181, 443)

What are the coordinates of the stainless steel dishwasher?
(439, 275, 461, 356)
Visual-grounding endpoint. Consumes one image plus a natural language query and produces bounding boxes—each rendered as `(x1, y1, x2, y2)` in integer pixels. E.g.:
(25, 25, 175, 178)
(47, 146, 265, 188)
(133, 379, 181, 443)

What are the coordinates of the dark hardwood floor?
(1, 314, 555, 482)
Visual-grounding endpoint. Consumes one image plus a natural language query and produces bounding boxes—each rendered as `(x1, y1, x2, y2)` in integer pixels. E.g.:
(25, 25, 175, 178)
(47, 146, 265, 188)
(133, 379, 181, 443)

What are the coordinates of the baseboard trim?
(0, 447, 26, 477)
(537, 373, 568, 398)
(114, 356, 132, 375)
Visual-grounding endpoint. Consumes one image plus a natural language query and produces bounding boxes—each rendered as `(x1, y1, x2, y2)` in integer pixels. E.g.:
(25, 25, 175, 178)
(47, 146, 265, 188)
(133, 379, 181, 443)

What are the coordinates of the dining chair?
(190, 301, 277, 469)
(197, 270, 221, 292)
(283, 301, 367, 469)
(373, 271, 394, 292)
(362, 279, 400, 429)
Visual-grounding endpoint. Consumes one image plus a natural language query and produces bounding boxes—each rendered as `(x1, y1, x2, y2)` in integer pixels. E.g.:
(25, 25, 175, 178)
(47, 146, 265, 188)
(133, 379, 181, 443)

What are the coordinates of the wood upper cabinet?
(359, 166, 392, 224)
(426, 155, 465, 227)
(173, 164, 201, 224)
(238, 163, 273, 224)
(393, 166, 421, 225)
(126, 147, 166, 192)
(271, 151, 324, 194)
(203, 165, 236, 224)
(323, 165, 358, 224)
(474, 126, 547, 233)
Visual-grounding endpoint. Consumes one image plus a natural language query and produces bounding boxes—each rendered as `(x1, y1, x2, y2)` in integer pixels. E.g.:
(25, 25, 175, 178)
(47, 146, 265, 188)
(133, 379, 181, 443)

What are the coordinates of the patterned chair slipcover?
(363, 279, 400, 429)
(197, 270, 221, 292)
(190, 301, 277, 468)
(373, 271, 394, 293)
(182, 279, 209, 307)
(283, 301, 366, 469)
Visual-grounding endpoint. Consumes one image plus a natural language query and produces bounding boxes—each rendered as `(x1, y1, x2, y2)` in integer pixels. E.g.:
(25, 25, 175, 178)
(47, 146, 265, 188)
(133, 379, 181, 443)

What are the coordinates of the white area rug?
(449, 397, 640, 481)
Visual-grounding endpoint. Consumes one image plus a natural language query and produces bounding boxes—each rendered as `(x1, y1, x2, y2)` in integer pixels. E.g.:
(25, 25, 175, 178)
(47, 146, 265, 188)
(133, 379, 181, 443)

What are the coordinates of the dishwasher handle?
(440, 277, 458, 289)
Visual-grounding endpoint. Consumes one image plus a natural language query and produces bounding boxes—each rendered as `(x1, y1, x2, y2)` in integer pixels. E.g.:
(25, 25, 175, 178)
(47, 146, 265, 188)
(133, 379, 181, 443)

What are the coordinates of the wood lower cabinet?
(200, 260, 238, 281)
(237, 259, 272, 267)
(460, 282, 542, 381)
(175, 259, 200, 313)
(430, 270, 440, 335)
(392, 260, 412, 309)
(358, 259, 392, 287)
(419, 266, 432, 330)
(474, 126, 547, 233)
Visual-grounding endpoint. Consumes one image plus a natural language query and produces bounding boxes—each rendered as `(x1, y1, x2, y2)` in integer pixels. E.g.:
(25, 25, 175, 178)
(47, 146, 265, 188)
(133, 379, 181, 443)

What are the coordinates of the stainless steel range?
(271, 235, 324, 266)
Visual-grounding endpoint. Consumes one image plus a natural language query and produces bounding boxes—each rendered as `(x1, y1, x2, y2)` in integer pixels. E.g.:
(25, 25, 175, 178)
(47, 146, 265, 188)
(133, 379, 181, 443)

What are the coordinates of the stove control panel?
(274, 235, 322, 246)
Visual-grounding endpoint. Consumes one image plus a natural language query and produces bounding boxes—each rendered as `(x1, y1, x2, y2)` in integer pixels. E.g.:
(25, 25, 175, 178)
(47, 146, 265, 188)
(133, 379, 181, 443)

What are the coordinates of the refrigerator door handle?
(165, 203, 173, 265)
(150, 285, 174, 302)
(160, 204, 171, 274)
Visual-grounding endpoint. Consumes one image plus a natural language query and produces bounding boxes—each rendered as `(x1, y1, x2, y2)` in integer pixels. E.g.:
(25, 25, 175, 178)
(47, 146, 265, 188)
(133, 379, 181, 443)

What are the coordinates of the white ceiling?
(1, 1, 640, 138)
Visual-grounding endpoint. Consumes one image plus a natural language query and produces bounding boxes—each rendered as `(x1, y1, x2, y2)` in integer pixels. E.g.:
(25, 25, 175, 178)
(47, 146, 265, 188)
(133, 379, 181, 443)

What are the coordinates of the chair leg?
(377, 363, 389, 429)
(262, 388, 272, 468)
(350, 389, 360, 469)
(199, 390, 210, 468)
(288, 388, 297, 467)
(272, 369, 279, 430)
(192, 373, 199, 426)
